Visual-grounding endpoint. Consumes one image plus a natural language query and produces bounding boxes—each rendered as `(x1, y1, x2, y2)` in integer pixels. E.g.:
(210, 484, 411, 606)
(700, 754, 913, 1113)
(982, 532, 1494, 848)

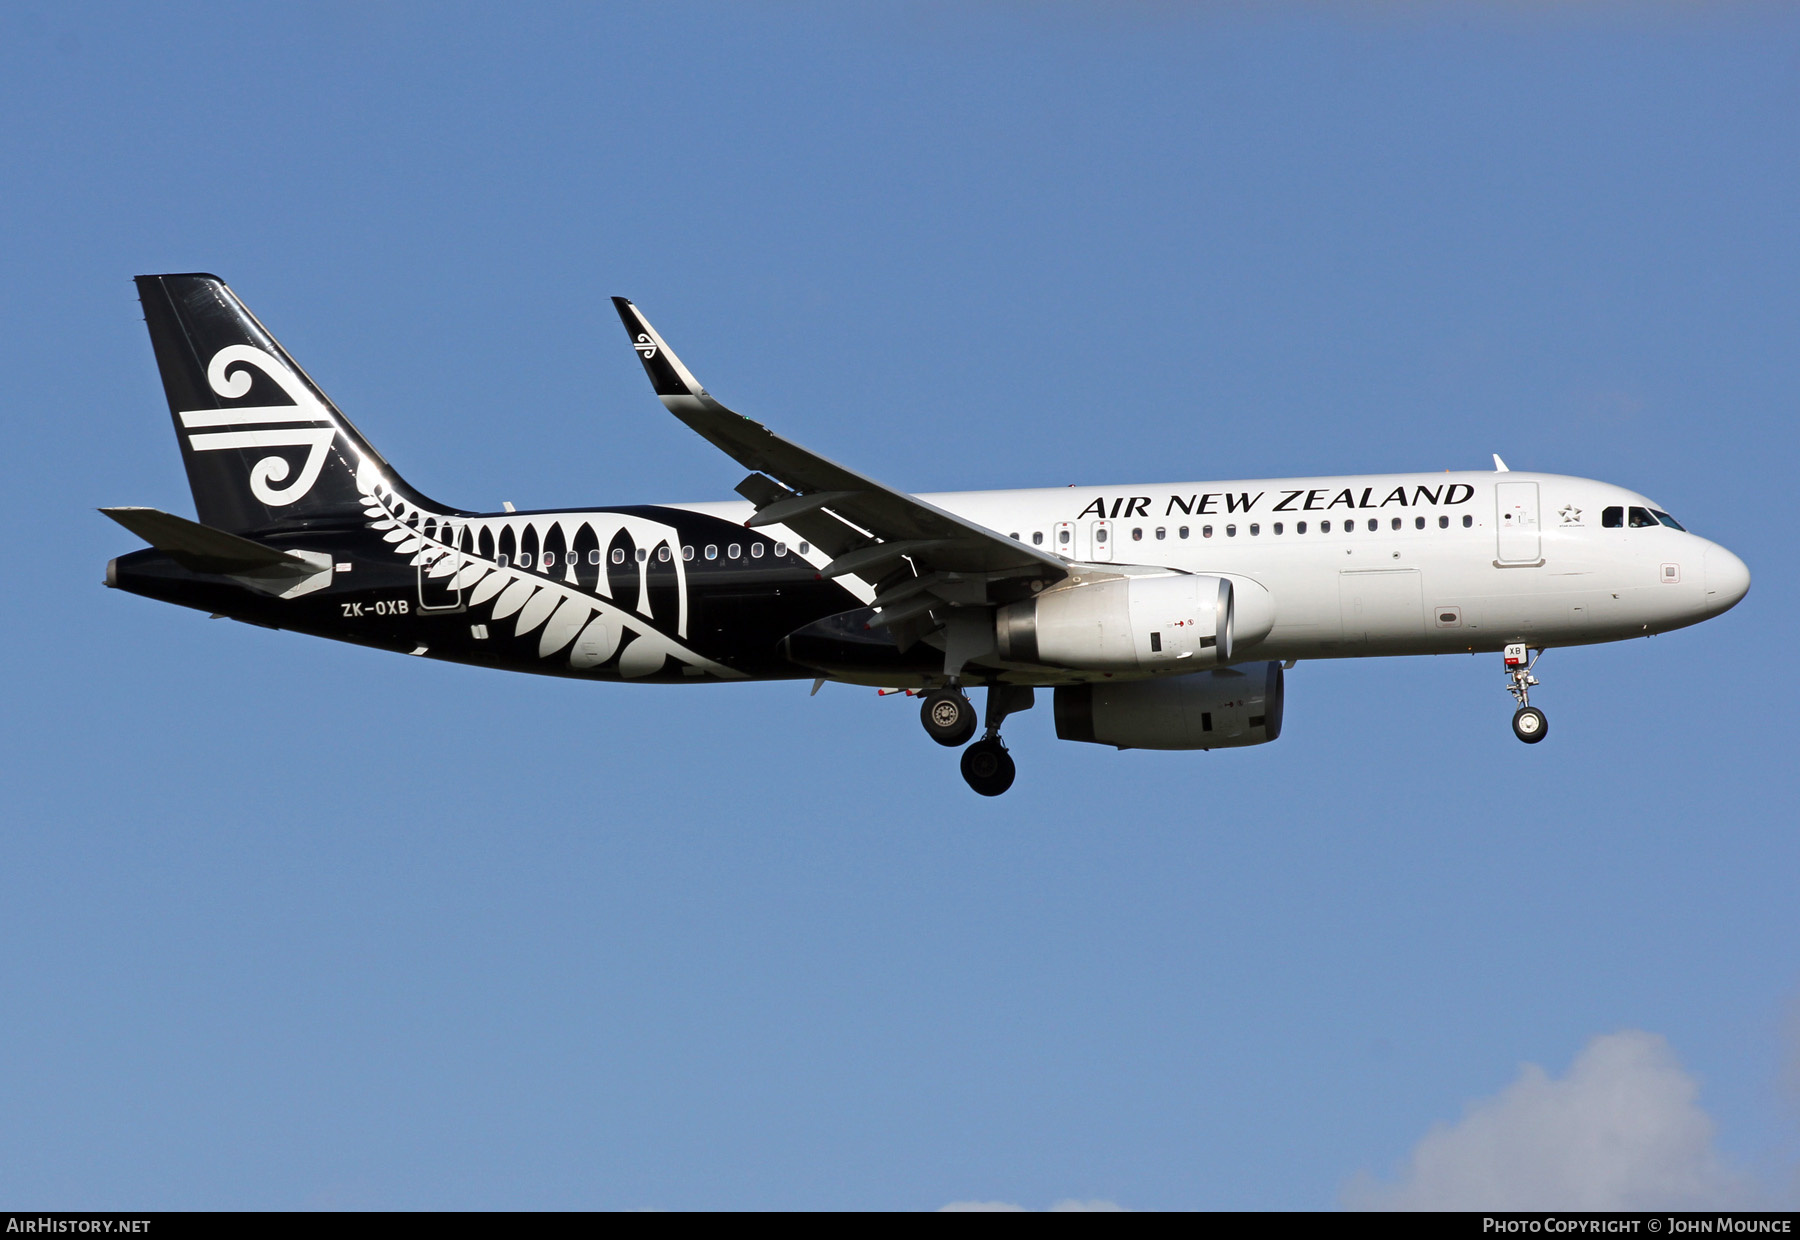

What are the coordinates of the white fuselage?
(676, 470, 1750, 663)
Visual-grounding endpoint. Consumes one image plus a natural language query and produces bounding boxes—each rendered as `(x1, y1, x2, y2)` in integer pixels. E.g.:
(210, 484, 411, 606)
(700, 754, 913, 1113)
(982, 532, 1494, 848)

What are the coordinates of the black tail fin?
(135, 273, 448, 532)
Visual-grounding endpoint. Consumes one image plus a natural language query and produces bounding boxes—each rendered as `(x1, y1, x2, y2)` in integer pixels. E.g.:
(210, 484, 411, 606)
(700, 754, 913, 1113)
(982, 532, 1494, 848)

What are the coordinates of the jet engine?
(995, 573, 1273, 673)
(1053, 662, 1285, 750)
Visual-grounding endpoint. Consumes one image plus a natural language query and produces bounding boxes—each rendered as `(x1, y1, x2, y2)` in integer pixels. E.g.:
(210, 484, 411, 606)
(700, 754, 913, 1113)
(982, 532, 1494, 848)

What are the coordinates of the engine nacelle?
(995, 573, 1273, 673)
(1053, 662, 1285, 750)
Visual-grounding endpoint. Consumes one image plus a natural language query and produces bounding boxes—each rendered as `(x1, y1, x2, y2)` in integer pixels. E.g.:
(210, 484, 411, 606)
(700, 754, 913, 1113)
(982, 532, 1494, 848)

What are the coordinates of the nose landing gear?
(1504, 644, 1548, 744)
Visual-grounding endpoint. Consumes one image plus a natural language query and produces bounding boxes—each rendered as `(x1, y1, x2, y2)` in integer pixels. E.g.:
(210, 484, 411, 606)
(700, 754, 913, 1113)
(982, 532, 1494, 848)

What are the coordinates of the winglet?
(611, 297, 710, 401)
(605, 298, 1070, 584)
(1493, 454, 1510, 473)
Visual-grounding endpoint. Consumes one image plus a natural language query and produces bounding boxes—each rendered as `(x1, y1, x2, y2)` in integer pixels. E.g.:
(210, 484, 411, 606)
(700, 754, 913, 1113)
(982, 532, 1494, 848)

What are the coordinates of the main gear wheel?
(960, 738, 1016, 796)
(920, 688, 977, 747)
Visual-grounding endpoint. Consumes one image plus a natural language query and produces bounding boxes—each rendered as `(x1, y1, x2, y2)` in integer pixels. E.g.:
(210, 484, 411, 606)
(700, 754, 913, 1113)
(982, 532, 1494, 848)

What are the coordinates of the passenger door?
(1495, 482, 1542, 564)
(418, 522, 466, 611)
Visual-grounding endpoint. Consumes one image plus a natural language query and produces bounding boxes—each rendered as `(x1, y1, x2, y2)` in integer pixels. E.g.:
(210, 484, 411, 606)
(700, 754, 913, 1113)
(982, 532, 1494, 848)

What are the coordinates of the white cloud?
(940, 1199, 1125, 1212)
(1344, 1030, 1755, 1211)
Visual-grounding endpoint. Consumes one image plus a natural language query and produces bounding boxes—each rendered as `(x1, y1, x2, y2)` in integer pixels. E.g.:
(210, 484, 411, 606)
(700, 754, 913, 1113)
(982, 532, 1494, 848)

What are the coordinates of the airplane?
(105, 274, 1751, 796)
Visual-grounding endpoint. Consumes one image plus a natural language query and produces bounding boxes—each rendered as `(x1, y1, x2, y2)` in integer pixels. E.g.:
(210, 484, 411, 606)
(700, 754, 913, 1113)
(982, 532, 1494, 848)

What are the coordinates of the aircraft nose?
(1702, 543, 1751, 614)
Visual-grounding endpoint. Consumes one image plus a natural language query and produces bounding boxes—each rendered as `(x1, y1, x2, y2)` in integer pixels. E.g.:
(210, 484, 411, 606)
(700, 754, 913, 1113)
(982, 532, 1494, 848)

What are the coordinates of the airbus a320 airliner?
(106, 275, 1751, 795)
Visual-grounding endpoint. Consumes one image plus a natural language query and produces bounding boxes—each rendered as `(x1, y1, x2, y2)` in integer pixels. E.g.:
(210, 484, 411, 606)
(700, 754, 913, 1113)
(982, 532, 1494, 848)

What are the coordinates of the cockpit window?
(1628, 506, 1659, 528)
(1651, 510, 1686, 532)
(1602, 506, 1623, 528)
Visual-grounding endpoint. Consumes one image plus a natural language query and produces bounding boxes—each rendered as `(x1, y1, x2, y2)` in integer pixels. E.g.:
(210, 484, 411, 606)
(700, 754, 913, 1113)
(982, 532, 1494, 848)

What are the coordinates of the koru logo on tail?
(634, 333, 658, 361)
(177, 345, 337, 506)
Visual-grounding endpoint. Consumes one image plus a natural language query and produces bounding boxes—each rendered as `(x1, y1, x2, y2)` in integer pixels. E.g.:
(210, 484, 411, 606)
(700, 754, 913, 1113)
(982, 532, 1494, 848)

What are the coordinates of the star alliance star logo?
(1559, 505, 1582, 525)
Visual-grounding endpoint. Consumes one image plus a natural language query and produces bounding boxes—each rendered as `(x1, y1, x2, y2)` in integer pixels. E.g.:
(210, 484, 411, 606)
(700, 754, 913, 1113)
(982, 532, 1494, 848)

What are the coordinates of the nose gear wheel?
(1512, 706, 1548, 743)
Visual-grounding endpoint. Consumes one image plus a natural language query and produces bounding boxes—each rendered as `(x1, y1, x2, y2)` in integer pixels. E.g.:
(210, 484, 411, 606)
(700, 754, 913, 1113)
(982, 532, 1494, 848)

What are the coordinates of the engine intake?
(1054, 662, 1285, 750)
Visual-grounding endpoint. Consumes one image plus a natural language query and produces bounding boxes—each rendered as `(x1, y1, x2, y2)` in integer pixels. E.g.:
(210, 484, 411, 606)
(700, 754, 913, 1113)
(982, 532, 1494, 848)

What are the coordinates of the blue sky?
(1, 1, 1795, 1210)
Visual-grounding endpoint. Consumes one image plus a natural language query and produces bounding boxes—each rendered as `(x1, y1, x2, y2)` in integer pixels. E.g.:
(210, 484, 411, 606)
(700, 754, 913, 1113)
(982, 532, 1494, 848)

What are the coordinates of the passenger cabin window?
(1131, 527, 1143, 541)
(1032, 531, 1044, 545)
(751, 543, 764, 558)
(588, 550, 602, 565)
(1462, 515, 1473, 528)
(658, 545, 671, 562)
(1438, 515, 1448, 529)
(1202, 525, 1213, 538)
(1320, 521, 1330, 533)
(1296, 521, 1306, 534)
(798, 542, 810, 555)
(1226, 524, 1237, 537)
(635, 548, 648, 563)
(705, 544, 718, 560)
(1155, 527, 1166, 540)
(728, 543, 742, 559)
(611, 548, 625, 565)
(1629, 506, 1659, 528)
(496, 554, 509, 568)
(1009, 532, 1020, 541)
(1414, 516, 1425, 530)
(1367, 518, 1378, 532)
(1272, 522, 1283, 535)
(683, 545, 695, 561)
(1179, 526, 1190, 539)
(1058, 529, 1071, 546)
(774, 542, 787, 556)
(1391, 517, 1402, 531)
(1096, 528, 1108, 545)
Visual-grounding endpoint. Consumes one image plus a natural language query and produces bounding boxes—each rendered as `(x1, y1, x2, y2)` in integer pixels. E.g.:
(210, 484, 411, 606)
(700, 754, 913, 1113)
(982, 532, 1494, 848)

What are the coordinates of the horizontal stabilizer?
(99, 507, 317, 575)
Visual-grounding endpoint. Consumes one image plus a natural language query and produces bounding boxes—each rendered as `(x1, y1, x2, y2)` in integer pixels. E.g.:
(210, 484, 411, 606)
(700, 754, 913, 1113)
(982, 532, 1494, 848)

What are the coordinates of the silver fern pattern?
(354, 459, 744, 679)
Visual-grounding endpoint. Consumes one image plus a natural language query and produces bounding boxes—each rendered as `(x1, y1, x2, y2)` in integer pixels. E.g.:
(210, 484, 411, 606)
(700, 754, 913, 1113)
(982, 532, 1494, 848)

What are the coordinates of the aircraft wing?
(610, 298, 1069, 592)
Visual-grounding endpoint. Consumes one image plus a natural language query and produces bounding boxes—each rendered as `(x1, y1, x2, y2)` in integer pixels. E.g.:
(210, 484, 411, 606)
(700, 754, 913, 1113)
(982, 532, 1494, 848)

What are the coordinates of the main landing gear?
(1504, 644, 1548, 744)
(918, 684, 1034, 795)
(920, 688, 978, 747)
(961, 738, 1014, 798)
